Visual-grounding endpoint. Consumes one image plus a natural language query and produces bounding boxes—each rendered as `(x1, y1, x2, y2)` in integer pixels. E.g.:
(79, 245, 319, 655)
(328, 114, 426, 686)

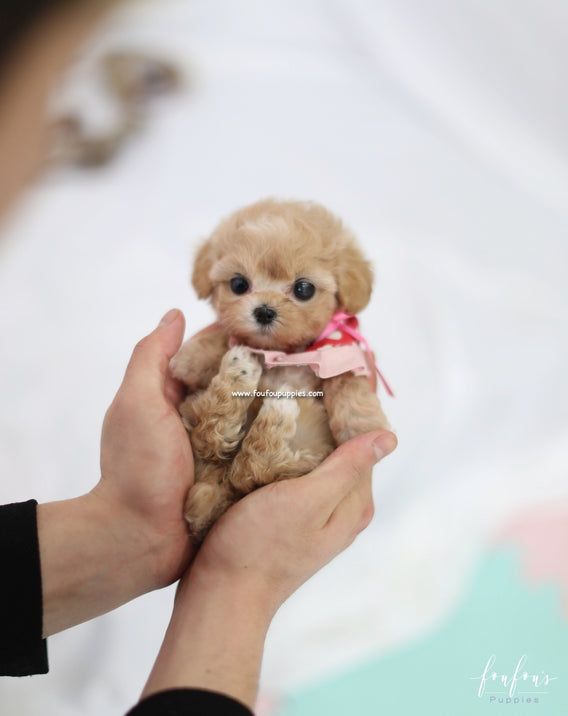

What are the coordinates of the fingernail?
(372, 432, 397, 462)
(159, 308, 180, 327)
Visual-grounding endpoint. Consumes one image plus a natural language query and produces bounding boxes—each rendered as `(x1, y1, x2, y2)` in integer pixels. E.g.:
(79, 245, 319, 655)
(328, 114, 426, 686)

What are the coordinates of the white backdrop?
(0, 1, 566, 713)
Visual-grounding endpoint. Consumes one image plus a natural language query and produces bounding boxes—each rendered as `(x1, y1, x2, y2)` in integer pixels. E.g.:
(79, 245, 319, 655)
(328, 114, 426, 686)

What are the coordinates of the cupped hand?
(189, 429, 397, 618)
(138, 374, 396, 707)
(94, 308, 195, 588)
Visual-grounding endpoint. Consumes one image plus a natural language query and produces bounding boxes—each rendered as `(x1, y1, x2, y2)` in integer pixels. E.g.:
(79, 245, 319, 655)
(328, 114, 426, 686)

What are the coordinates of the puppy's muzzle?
(253, 304, 277, 326)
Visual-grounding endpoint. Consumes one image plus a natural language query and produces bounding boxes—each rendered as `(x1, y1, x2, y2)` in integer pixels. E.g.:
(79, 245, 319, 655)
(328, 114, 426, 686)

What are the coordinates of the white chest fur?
(258, 365, 322, 393)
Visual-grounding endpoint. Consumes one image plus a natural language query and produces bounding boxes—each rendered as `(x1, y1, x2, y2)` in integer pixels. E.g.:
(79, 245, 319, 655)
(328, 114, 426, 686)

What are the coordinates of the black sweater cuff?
(127, 688, 254, 715)
(0, 500, 48, 676)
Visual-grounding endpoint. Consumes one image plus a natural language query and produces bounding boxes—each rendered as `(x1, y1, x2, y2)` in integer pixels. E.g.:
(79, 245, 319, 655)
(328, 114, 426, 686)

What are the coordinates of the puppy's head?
(192, 199, 373, 350)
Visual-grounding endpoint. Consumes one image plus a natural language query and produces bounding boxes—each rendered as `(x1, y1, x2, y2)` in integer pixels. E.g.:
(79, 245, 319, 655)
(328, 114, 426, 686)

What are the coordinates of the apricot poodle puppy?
(171, 198, 389, 540)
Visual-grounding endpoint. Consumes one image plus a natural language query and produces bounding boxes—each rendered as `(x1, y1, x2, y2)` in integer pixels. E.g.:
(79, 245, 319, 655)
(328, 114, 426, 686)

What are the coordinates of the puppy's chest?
(259, 365, 321, 393)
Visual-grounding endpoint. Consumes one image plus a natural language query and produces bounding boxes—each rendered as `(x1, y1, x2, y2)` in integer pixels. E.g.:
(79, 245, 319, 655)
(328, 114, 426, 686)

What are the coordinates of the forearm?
(38, 491, 164, 637)
(33, 310, 196, 638)
(141, 567, 274, 709)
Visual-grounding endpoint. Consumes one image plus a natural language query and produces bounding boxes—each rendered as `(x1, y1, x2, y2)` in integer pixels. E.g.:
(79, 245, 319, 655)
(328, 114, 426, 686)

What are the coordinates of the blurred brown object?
(50, 115, 128, 167)
(50, 50, 182, 168)
(104, 50, 181, 108)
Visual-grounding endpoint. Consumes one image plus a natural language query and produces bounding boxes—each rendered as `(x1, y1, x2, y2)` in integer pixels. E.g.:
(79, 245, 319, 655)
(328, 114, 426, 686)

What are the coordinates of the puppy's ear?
(191, 239, 215, 299)
(336, 240, 373, 314)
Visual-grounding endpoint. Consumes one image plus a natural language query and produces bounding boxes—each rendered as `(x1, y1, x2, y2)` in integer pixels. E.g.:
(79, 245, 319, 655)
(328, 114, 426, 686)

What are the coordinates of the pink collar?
(229, 310, 394, 395)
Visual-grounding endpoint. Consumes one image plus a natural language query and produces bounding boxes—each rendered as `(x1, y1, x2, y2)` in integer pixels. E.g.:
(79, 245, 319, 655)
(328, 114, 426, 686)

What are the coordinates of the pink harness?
(230, 310, 394, 396)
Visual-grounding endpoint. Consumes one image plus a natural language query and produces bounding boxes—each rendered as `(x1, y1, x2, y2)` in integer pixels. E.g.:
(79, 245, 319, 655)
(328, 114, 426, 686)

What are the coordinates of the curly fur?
(171, 198, 389, 540)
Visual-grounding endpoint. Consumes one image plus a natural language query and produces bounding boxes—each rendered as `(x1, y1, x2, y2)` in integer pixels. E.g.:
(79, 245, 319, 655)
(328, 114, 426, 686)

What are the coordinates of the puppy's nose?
(253, 304, 277, 326)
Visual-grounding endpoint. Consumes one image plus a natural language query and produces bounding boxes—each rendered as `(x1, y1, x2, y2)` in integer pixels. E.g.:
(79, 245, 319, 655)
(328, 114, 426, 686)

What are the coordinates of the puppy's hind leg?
(229, 389, 325, 494)
(185, 462, 235, 541)
(180, 346, 262, 462)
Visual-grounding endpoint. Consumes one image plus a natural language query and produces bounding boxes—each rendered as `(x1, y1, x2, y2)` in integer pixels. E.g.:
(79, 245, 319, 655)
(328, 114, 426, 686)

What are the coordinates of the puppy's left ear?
(191, 238, 215, 299)
(336, 240, 373, 314)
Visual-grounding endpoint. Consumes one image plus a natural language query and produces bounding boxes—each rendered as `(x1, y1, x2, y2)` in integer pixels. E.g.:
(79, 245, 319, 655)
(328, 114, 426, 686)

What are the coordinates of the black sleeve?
(126, 689, 254, 715)
(0, 500, 48, 676)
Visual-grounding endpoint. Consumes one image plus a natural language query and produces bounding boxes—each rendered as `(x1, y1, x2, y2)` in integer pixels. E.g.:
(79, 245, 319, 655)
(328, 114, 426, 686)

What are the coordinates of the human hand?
(192, 428, 397, 617)
(39, 309, 195, 636)
(94, 308, 194, 589)
(141, 429, 396, 707)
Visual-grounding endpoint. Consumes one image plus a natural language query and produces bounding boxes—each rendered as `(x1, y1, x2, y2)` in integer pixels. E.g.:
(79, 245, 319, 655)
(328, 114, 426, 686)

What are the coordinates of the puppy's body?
(171, 199, 389, 539)
(260, 365, 333, 454)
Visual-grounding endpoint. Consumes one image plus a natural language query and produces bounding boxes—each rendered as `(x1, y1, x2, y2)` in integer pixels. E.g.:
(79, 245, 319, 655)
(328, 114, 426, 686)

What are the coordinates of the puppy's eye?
(230, 275, 250, 295)
(293, 279, 316, 301)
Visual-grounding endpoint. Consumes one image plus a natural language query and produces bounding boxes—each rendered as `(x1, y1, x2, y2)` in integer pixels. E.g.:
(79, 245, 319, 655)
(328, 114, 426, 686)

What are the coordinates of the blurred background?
(1, 0, 567, 714)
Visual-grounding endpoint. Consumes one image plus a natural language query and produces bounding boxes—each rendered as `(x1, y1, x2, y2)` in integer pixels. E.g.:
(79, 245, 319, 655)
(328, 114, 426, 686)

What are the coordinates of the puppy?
(171, 199, 389, 539)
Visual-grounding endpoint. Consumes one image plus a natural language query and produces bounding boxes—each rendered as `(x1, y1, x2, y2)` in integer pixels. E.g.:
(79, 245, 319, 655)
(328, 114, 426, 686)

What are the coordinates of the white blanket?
(1, 1, 566, 713)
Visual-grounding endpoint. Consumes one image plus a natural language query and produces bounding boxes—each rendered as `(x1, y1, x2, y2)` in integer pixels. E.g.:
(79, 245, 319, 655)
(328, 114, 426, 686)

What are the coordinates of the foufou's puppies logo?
(471, 655, 558, 704)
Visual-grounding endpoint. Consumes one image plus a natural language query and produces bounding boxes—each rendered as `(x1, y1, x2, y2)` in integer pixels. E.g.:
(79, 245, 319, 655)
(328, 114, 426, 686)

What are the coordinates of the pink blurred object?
(497, 502, 568, 617)
(255, 692, 282, 716)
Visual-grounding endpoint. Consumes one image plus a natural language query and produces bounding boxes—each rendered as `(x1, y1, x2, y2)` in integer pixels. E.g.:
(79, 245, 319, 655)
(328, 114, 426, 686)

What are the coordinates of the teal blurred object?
(279, 551, 568, 716)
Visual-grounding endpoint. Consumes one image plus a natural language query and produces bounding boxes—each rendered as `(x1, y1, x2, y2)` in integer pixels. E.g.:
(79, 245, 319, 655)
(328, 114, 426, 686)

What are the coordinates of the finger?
(164, 375, 186, 406)
(122, 309, 186, 396)
(295, 430, 397, 517)
(326, 472, 375, 539)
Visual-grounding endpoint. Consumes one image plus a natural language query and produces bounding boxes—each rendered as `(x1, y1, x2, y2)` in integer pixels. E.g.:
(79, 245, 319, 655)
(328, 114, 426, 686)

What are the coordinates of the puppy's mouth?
(249, 321, 281, 346)
(223, 311, 315, 351)
(235, 318, 290, 350)
(255, 320, 279, 334)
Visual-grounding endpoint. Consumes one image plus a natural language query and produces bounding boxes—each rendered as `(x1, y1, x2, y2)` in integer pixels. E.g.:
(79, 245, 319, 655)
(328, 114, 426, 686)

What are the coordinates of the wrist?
(39, 491, 157, 636)
(185, 558, 279, 626)
(88, 483, 191, 592)
(185, 564, 276, 626)
(84, 489, 159, 590)
(143, 562, 274, 707)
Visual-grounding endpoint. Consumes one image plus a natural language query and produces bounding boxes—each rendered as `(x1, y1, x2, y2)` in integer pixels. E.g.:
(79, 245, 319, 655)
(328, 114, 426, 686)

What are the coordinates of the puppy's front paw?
(169, 350, 204, 391)
(219, 346, 262, 390)
(335, 413, 391, 443)
(169, 351, 188, 381)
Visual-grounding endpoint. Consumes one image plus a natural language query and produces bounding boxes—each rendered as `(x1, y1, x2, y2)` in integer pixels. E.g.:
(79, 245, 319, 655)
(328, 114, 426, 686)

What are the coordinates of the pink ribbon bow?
(312, 311, 394, 397)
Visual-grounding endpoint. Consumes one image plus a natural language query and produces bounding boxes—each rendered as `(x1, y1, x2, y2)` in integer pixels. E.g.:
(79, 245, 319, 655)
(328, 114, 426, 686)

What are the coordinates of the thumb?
(123, 309, 186, 393)
(298, 429, 397, 513)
